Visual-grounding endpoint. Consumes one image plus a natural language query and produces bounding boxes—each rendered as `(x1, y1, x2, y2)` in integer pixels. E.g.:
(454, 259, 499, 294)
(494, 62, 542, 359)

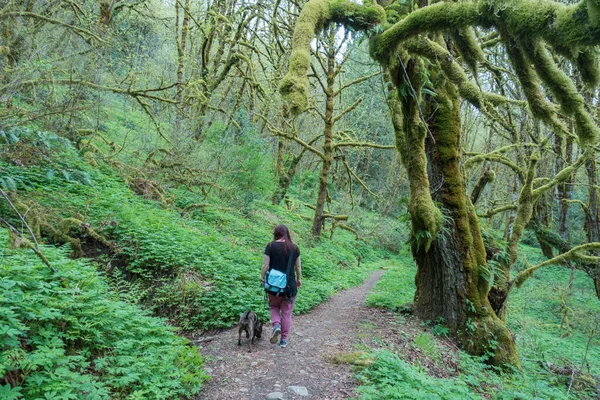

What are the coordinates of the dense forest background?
(0, 0, 599, 398)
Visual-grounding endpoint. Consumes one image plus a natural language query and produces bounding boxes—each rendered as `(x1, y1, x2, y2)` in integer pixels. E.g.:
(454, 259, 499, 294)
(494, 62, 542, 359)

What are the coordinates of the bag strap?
(285, 249, 294, 277)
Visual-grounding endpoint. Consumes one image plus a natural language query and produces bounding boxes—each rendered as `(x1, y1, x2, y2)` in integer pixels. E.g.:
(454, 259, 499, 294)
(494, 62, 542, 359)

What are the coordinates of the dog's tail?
(240, 310, 251, 321)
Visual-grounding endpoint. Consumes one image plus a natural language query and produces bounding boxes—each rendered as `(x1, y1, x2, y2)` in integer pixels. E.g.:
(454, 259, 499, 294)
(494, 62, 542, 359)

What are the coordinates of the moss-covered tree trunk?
(272, 138, 306, 205)
(557, 135, 573, 242)
(585, 157, 600, 298)
(312, 33, 336, 237)
(534, 195, 555, 259)
(419, 83, 518, 366)
(174, 0, 190, 137)
(280, 0, 600, 367)
(388, 59, 519, 365)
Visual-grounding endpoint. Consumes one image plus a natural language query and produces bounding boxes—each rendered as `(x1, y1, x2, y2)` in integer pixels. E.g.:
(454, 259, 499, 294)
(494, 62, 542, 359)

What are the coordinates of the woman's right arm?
(261, 254, 270, 282)
(295, 255, 302, 288)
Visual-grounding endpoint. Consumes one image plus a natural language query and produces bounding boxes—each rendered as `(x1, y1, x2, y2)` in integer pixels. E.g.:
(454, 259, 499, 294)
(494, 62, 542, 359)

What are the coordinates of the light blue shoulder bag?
(264, 249, 294, 295)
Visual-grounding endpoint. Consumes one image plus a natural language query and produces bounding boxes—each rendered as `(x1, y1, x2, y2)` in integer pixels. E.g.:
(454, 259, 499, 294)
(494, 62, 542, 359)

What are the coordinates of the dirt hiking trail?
(193, 270, 385, 400)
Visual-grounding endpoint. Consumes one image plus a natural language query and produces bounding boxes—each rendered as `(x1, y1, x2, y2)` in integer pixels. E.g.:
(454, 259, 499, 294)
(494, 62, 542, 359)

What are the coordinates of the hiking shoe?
(270, 324, 281, 344)
(279, 339, 288, 348)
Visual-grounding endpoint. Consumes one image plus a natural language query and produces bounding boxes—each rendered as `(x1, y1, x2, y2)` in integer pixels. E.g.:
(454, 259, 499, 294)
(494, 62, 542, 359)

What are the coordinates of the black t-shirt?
(264, 241, 300, 297)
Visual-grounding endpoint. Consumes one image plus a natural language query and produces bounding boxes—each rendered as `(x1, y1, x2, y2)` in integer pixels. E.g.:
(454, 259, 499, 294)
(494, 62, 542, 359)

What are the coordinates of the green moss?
(590, 0, 600, 28)
(484, 169, 496, 183)
(507, 154, 539, 272)
(575, 49, 600, 87)
(329, 0, 386, 31)
(370, 1, 480, 63)
(452, 28, 484, 74)
(484, 0, 600, 50)
(279, 74, 309, 114)
(404, 38, 490, 112)
(514, 268, 535, 288)
(279, 0, 385, 115)
(329, 350, 374, 366)
(504, 40, 568, 136)
(524, 39, 599, 143)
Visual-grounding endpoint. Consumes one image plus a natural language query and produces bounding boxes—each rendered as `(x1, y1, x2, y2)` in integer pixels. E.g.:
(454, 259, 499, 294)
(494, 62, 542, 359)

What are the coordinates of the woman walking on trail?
(261, 224, 302, 348)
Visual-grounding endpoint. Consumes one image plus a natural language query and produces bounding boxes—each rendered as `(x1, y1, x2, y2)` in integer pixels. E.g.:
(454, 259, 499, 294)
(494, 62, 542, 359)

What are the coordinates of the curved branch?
(511, 242, 600, 289)
(333, 141, 394, 150)
(371, 0, 600, 64)
(464, 150, 524, 179)
(478, 204, 518, 218)
(532, 153, 586, 198)
(255, 113, 325, 159)
(334, 71, 381, 97)
(279, 0, 386, 114)
(524, 39, 599, 143)
(15, 79, 177, 104)
(0, 11, 105, 43)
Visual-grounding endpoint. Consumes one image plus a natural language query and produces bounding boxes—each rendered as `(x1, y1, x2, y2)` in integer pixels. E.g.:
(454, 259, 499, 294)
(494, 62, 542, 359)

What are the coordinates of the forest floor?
(192, 270, 390, 399)
(193, 270, 461, 399)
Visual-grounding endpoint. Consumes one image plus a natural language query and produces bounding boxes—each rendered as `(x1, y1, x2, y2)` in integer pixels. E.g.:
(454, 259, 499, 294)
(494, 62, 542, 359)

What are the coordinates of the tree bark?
(311, 29, 336, 237)
(175, 0, 191, 138)
(585, 157, 600, 298)
(388, 57, 518, 366)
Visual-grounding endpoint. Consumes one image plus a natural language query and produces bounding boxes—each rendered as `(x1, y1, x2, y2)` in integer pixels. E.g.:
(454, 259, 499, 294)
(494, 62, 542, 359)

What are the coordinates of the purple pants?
(268, 294, 295, 340)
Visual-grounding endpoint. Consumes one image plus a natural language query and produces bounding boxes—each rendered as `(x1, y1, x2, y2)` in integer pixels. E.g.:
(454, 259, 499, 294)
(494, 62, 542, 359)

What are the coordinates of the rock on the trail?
(288, 386, 309, 396)
(266, 392, 287, 399)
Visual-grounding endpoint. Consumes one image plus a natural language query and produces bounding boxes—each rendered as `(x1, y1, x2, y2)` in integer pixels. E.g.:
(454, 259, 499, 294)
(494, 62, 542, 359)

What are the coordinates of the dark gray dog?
(237, 310, 263, 352)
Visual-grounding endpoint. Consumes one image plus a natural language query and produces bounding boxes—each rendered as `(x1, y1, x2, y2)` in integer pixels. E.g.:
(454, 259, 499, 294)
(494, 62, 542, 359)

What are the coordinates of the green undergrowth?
(366, 248, 416, 310)
(355, 350, 481, 400)
(0, 229, 207, 399)
(0, 126, 394, 333)
(356, 242, 599, 399)
(505, 243, 600, 397)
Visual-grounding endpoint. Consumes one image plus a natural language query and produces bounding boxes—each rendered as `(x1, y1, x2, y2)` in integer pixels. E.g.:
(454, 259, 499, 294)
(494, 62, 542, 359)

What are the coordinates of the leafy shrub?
(1, 157, 390, 331)
(366, 254, 416, 310)
(355, 350, 480, 399)
(0, 229, 207, 398)
(430, 318, 450, 337)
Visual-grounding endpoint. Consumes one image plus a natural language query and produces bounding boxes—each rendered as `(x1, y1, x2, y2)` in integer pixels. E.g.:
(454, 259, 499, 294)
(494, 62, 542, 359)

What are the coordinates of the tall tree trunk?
(175, 0, 190, 139)
(99, 0, 113, 25)
(556, 134, 573, 243)
(388, 59, 518, 366)
(503, 177, 518, 241)
(311, 30, 336, 237)
(272, 133, 309, 206)
(585, 157, 600, 298)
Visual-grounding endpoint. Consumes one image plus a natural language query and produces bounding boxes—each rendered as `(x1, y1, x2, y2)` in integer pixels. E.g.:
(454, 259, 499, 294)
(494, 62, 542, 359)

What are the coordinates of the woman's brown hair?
(273, 224, 297, 254)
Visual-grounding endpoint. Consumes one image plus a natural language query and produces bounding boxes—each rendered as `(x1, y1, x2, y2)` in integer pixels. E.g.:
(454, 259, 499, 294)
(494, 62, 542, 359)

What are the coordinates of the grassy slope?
(0, 120, 396, 397)
(0, 112, 395, 328)
(0, 229, 207, 399)
(361, 245, 599, 399)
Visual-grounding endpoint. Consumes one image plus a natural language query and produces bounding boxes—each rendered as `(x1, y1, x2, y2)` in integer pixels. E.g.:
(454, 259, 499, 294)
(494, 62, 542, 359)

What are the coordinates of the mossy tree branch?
(371, 0, 600, 64)
(464, 150, 524, 180)
(506, 153, 539, 276)
(478, 204, 518, 219)
(279, 0, 386, 113)
(255, 112, 325, 159)
(0, 11, 106, 43)
(470, 169, 496, 205)
(511, 242, 600, 289)
(532, 153, 587, 197)
(523, 39, 599, 143)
